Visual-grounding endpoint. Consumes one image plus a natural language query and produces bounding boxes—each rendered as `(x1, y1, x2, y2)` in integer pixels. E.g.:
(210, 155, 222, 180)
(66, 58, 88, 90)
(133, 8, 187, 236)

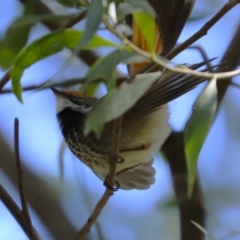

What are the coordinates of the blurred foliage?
(184, 77, 218, 196)
(1, 0, 240, 239)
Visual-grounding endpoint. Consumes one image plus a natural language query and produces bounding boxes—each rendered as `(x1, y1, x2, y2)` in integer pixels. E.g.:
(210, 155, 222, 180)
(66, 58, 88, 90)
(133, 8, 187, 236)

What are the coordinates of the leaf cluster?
(0, 0, 224, 204)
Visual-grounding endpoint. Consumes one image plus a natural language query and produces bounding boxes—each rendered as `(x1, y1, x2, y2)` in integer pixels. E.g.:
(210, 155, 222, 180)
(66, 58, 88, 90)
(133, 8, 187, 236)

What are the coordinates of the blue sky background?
(1, 0, 240, 239)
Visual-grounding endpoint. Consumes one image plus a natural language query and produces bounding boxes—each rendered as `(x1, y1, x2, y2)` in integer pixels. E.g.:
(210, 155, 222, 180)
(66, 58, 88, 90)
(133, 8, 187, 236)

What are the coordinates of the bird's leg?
(103, 177, 120, 192)
(121, 143, 151, 152)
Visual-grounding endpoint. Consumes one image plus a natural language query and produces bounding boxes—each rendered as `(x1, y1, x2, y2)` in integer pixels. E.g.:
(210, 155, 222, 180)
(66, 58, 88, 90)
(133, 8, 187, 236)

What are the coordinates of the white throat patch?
(56, 96, 92, 113)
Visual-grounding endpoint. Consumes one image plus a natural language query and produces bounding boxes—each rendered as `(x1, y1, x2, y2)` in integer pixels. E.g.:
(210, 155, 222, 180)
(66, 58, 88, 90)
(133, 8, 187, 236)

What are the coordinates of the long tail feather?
(127, 0, 196, 75)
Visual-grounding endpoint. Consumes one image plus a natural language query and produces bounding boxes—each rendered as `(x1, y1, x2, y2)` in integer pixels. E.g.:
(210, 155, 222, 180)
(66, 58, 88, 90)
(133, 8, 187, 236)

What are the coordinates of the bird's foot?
(103, 178, 120, 192)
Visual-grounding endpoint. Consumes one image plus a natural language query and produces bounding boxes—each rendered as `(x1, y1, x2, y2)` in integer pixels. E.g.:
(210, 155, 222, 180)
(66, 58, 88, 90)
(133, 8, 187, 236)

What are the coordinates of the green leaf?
(15, 29, 119, 69)
(191, 221, 216, 240)
(78, 0, 103, 49)
(133, 11, 156, 53)
(86, 49, 147, 90)
(9, 14, 78, 29)
(118, 0, 156, 53)
(117, 0, 156, 19)
(128, 0, 156, 16)
(11, 65, 24, 102)
(184, 77, 218, 196)
(10, 29, 120, 101)
(84, 82, 100, 96)
(0, 18, 30, 70)
(84, 71, 162, 134)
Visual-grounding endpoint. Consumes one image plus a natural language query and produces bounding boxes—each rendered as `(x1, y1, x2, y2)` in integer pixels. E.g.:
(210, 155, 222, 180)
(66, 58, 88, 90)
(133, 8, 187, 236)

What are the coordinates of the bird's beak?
(50, 87, 61, 96)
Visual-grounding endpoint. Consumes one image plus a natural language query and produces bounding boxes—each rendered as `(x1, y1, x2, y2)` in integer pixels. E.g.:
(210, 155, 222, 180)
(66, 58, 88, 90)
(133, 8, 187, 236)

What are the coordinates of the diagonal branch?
(0, 119, 41, 240)
(0, 71, 10, 92)
(216, 21, 240, 105)
(0, 184, 41, 240)
(167, 0, 240, 59)
(0, 76, 127, 95)
(122, 0, 240, 79)
(103, 13, 240, 80)
(62, 10, 87, 29)
(72, 115, 123, 239)
(0, 132, 77, 239)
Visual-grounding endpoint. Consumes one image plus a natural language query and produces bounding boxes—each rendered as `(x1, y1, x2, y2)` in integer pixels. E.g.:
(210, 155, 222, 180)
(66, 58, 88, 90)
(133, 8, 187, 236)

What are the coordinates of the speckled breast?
(65, 131, 109, 170)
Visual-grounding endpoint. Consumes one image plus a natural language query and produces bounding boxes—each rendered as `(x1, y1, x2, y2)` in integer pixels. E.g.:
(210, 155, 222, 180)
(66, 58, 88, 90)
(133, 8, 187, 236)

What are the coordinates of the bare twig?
(186, 45, 213, 71)
(14, 118, 36, 239)
(167, 0, 240, 59)
(111, 0, 240, 81)
(0, 77, 127, 95)
(72, 190, 112, 240)
(0, 184, 41, 240)
(0, 71, 10, 91)
(0, 119, 41, 240)
(72, 116, 123, 239)
(108, 116, 123, 186)
(216, 21, 240, 106)
(103, 14, 240, 79)
(0, 133, 76, 240)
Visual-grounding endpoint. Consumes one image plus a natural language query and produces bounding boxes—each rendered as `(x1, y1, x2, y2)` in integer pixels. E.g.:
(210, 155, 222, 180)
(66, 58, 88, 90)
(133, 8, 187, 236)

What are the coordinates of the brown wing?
(126, 60, 212, 117)
(127, 0, 195, 75)
(98, 60, 213, 148)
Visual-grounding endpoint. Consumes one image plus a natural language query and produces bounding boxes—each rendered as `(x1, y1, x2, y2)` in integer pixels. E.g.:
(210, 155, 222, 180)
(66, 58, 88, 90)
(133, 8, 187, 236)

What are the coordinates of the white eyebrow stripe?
(55, 95, 93, 114)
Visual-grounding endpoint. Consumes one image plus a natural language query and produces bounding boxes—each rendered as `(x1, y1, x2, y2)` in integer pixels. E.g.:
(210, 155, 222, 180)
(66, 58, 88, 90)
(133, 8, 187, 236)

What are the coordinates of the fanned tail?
(115, 158, 156, 190)
(126, 0, 196, 75)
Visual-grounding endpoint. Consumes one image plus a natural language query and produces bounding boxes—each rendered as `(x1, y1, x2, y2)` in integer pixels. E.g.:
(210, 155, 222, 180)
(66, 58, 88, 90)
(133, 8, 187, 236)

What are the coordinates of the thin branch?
(62, 10, 87, 29)
(0, 76, 127, 95)
(187, 45, 213, 71)
(0, 184, 41, 240)
(14, 118, 37, 240)
(103, 14, 240, 79)
(108, 116, 123, 186)
(72, 116, 123, 239)
(0, 71, 10, 91)
(167, 0, 240, 59)
(216, 21, 240, 106)
(1, 78, 99, 94)
(0, 133, 76, 240)
(102, 0, 240, 80)
(72, 190, 111, 240)
(131, 44, 216, 78)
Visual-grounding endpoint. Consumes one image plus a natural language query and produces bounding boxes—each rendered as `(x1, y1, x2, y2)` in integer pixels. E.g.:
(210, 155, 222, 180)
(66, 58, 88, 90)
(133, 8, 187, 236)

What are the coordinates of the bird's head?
(50, 87, 97, 114)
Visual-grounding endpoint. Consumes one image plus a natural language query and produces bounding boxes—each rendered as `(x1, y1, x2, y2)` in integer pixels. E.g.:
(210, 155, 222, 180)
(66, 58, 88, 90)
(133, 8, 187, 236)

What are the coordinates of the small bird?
(51, 0, 207, 190)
